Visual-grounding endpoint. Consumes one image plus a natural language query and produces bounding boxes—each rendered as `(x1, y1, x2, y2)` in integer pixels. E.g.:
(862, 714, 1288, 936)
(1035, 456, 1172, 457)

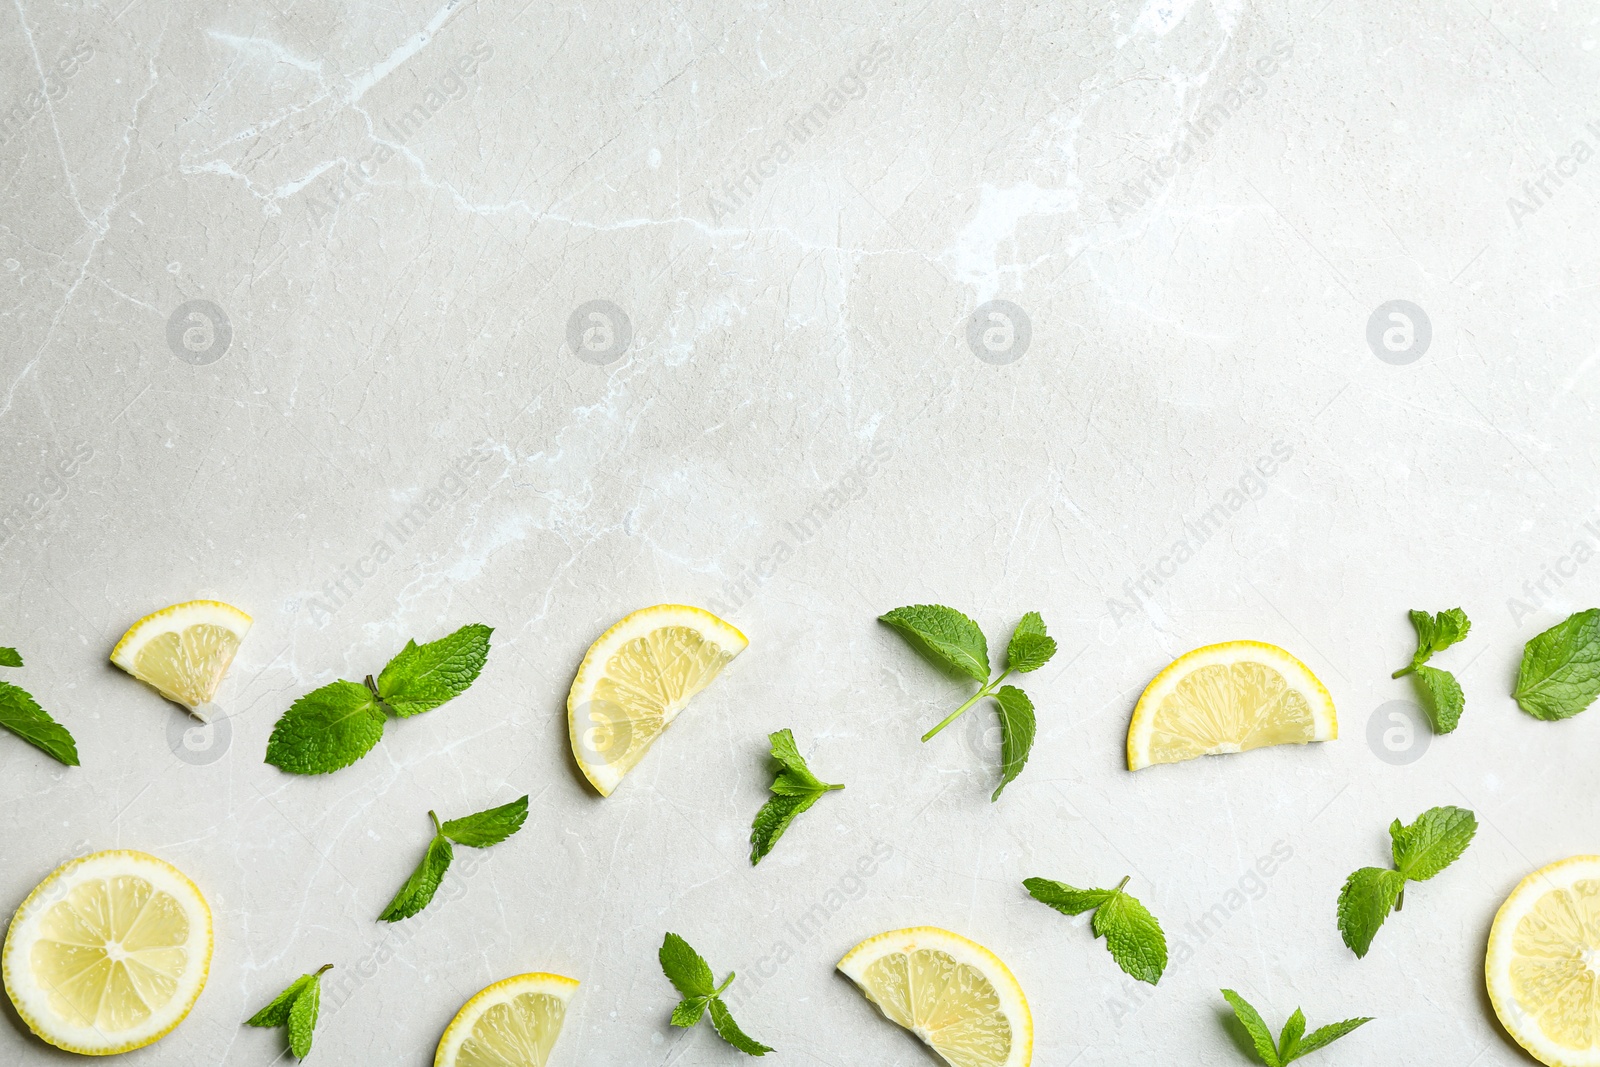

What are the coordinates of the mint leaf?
(708, 997, 773, 1056)
(1222, 990, 1281, 1067)
(1026, 876, 1166, 984)
(659, 932, 715, 998)
(1395, 608, 1470, 676)
(246, 973, 316, 1028)
(0, 679, 79, 766)
(375, 623, 492, 718)
(266, 681, 385, 775)
(1390, 805, 1477, 881)
(671, 997, 708, 1027)
(1337, 866, 1406, 958)
(0, 647, 22, 668)
(441, 795, 529, 848)
(1412, 665, 1464, 734)
(879, 605, 990, 683)
(378, 815, 454, 922)
(1005, 612, 1056, 673)
(1514, 609, 1600, 720)
(750, 729, 843, 864)
(1293, 1016, 1372, 1060)
(286, 970, 323, 1059)
(1276, 1009, 1306, 1062)
(991, 685, 1035, 801)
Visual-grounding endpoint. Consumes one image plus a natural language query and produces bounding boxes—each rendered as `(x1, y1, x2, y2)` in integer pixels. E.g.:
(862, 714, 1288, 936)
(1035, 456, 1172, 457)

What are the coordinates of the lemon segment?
(838, 927, 1032, 1067)
(434, 972, 578, 1067)
(566, 604, 748, 796)
(1487, 856, 1600, 1067)
(1126, 640, 1337, 771)
(110, 600, 252, 716)
(2, 850, 213, 1056)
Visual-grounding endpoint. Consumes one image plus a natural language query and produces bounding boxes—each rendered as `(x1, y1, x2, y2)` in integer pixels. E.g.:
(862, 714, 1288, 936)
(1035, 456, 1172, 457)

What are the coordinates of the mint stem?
(428, 810, 442, 835)
(315, 964, 334, 976)
(1113, 875, 1131, 893)
(922, 670, 1012, 742)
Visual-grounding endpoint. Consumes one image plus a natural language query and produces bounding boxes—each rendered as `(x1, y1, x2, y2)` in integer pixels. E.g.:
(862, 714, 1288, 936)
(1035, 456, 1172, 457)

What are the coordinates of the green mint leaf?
(378, 822, 454, 922)
(1288, 1016, 1372, 1061)
(708, 996, 773, 1056)
(0, 680, 80, 766)
(1276, 1008, 1306, 1062)
(1094, 885, 1167, 985)
(1412, 665, 1464, 733)
(286, 971, 323, 1059)
(879, 604, 990, 683)
(1390, 805, 1477, 882)
(750, 729, 842, 864)
(245, 973, 316, 1028)
(441, 795, 529, 848)
(658, 933, 715, 998)
(265, 680, 385, 775)
(670, 996, 708, 1028)
(1396, 608, 1471, 676)
(1005, 612, 1056, 673)
(0, 647, 22, 668)
(1336, 866, 1405, 957)
(1514, 609, 1600, 720)
(1023, 877, 1113, 915)
(375, 623, 492, 718)
(1222, 990, 1282, 1067)
(990, 685, 1035, 801)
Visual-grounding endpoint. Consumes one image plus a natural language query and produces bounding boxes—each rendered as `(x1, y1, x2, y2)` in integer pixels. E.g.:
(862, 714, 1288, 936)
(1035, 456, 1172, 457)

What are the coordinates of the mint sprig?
(0, 645, 79, 766)
(750, 729, 843, 864)
(246, 964, 332, 1059)
(1337, 805, 1476, 957)
(1392, 608, 1471, 732)
(378, 795, 528, 922)
(879, 605, 1055, 800)
(266, 623, 491, 774)
(1514, 609, 1600, 721)
(659, 933, 772, 1056)
(1222, 989, 1370, 1065)
(1024, 874, 1167, 984)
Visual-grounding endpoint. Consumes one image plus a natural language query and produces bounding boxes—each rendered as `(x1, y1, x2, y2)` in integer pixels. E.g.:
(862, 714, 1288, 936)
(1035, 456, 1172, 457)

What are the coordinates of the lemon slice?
(1126, 640, 1337, 771)
(110, 600, 252, 718)
(2, 850, 213, 1056)
(1487, 856, 1600, 1066)
(837, 926, 1032, 1067)
(566, 604, 748, 796)
(435, 972, 578, 1067)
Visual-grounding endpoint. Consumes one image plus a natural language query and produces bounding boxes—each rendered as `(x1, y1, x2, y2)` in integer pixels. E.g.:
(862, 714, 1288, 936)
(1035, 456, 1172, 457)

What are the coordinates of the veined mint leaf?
(441, 795, 529, 848)
(0, 679, 79, 766)
(375, 623, 492, 718)
(1514, 609, 1600, 720)
(1005, 612, 1056, 673)
(265, 680, 384, 775)
(879, 605, 990, 683)
(991, 685, 1035, 801)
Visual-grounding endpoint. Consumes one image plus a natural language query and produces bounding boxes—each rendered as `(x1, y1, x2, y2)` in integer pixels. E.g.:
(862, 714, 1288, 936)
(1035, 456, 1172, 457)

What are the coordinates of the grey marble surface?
(3, 0, 1598, 1063)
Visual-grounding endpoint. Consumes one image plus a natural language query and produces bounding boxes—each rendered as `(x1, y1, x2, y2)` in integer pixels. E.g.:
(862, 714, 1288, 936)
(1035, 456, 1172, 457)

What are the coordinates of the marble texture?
(3, 0, 1600, 1063)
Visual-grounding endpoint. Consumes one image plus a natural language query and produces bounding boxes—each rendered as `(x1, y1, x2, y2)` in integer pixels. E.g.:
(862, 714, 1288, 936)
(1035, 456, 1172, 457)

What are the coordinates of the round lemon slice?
(1126, 640, 1337, 771)
(837, 926, 1032, 1067)
(1487, 856, 1600, 1066)
(2, 850, 213, 1056)
(110, 600, 252, 718)
(566, 604, 748, 796)
(435, 972, 578, 1067)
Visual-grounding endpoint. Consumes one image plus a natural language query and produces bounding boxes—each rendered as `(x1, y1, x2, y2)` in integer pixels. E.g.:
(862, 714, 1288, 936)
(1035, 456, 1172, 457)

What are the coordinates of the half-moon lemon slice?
(434, 972, 578, 1067)
(110, 600, 252, 719)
